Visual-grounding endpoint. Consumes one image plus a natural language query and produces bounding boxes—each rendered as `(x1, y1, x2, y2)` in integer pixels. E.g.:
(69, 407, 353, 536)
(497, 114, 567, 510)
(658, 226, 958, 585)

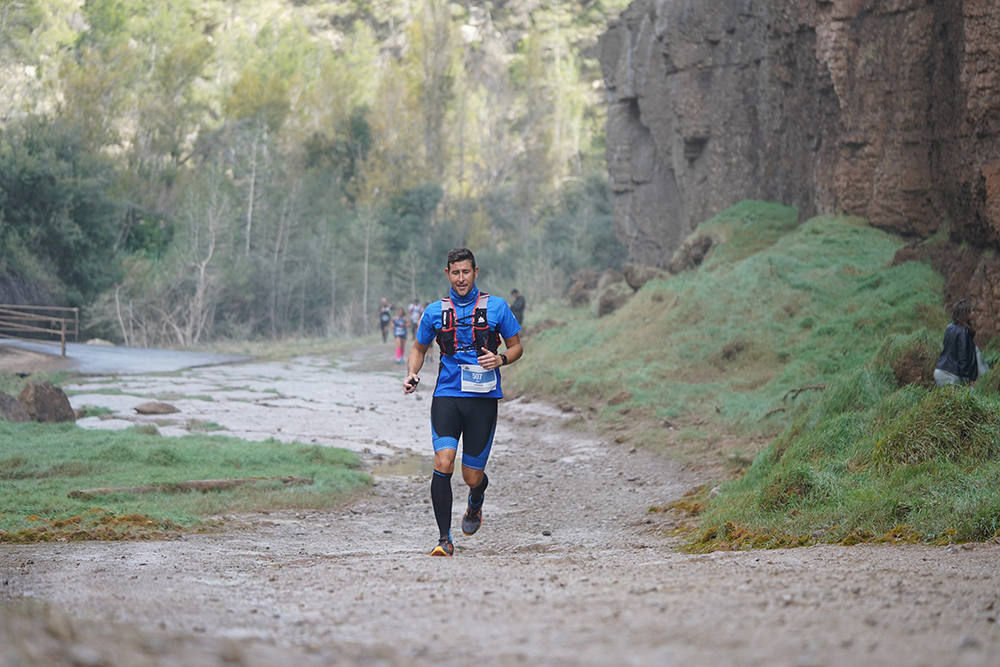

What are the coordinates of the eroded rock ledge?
(600, 0, 1000, 270)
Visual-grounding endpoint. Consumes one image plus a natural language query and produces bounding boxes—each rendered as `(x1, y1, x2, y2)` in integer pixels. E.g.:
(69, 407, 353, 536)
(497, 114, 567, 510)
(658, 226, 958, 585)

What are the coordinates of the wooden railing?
(0, 304, 80, 357)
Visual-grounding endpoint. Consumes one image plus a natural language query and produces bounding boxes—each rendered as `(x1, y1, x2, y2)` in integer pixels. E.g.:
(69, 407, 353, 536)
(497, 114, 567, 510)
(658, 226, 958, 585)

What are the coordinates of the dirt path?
(3, 344, 1000, 665)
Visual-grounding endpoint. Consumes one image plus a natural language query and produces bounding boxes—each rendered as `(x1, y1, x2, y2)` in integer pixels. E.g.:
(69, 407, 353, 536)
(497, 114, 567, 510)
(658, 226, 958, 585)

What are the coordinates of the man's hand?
(477, 348, 503, 370)
(403, 374, 420, 394)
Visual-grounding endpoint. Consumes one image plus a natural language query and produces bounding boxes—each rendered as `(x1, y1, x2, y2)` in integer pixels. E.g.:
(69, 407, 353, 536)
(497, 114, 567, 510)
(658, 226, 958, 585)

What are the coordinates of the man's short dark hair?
(447, 247, 476, 269)
(511, 289, 520, 295)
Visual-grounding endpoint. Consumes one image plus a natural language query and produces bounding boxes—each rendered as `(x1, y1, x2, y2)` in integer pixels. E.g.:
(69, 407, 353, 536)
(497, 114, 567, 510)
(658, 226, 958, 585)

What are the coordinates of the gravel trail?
(3, 345, 1000, 665)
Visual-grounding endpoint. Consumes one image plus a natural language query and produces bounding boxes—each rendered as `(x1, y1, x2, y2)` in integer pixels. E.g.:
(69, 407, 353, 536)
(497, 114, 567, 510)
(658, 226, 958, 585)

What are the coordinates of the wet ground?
(0, 339, 250, 375)
(3, 342, 1000, 665)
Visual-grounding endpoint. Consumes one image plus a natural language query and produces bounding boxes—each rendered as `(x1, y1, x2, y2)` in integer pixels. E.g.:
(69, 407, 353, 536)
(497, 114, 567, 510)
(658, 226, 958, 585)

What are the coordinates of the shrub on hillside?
(974, 366, 1000, 395)
(689, 339, 1000, 550)
(758, 465, 825, 511)
(873, 330, 937, 388)
(872, 386, 1000, 466)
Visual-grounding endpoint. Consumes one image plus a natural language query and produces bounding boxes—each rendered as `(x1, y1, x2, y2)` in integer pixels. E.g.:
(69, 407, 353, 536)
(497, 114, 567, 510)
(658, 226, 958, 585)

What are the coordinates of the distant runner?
(409, 298, 423, 338)
(379, 298, 392, 343)
(403, 248, 523, 556)
(392, 308, 408, 363)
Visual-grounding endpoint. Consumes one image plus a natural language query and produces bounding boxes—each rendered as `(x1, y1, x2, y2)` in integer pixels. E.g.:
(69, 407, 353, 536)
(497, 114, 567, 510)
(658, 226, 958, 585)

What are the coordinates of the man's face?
(446, 260, 478, 297)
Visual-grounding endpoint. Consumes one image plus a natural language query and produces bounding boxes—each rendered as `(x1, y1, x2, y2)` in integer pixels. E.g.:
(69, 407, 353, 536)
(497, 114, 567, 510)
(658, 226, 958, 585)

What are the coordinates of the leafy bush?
(873, 329, 938, 388)
(0, 116, 122, 305)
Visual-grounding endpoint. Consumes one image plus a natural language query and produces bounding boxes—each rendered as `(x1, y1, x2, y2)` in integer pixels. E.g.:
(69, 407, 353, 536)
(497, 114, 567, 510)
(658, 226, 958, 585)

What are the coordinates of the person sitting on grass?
(934, 298, 979, 387)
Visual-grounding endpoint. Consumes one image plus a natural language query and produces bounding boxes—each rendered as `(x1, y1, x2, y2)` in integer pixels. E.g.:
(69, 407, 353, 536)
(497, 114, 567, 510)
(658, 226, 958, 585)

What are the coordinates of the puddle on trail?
(67, 356, 433, 459)
(369, 453, 435, 478)
(65, 352, 575, 472)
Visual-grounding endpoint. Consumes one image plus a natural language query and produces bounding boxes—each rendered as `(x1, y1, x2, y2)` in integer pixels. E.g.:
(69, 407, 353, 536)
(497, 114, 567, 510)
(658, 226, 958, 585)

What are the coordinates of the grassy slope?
(509, 201, 1000, 548)
(691, 376, 1000, 550)
(510, 201, 945, 441)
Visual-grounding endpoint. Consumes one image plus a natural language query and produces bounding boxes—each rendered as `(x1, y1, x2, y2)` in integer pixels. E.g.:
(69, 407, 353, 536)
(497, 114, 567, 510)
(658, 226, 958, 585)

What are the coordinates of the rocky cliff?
(600, 0, 1000, 272)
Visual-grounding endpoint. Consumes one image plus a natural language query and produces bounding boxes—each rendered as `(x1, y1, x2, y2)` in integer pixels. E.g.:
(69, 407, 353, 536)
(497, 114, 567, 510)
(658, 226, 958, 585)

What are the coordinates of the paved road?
(0, 339, 250, 375)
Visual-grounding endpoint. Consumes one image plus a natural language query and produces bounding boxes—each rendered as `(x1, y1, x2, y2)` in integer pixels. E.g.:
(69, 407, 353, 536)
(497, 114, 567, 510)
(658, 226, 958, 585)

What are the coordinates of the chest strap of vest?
(436, 294, 497, 356)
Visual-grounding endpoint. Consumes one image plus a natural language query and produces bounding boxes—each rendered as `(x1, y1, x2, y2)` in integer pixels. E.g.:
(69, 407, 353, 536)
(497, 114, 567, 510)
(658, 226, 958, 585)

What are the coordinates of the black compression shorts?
(430, 396, 498, 470)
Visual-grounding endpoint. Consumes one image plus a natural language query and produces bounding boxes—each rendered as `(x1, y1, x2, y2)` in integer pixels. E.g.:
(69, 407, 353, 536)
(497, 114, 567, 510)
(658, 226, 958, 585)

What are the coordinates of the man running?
(403, 248, 523, 556)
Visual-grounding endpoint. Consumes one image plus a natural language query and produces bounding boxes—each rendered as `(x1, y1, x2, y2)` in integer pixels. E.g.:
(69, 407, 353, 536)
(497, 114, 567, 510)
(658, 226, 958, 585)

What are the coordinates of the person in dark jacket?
(509, 288, 525, 325)
(934, 298, 979, 386)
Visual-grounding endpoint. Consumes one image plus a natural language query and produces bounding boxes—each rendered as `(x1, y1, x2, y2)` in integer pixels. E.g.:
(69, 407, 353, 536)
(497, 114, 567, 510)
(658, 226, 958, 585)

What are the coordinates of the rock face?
(600, 0, 1000, 265)
(893, 241, 1000, 339)
(17, 381, 75, 423)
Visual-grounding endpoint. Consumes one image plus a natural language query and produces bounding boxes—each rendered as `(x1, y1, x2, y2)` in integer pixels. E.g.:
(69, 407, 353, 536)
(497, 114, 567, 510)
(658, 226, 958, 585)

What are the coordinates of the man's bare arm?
(476, 333, 522, 370)
(403, 341, 430, 393)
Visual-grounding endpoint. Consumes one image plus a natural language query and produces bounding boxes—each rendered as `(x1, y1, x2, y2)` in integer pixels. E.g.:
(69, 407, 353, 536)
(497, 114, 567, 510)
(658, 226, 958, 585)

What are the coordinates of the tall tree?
(407, 0, 456, 176)
(0, 116, 121, 304)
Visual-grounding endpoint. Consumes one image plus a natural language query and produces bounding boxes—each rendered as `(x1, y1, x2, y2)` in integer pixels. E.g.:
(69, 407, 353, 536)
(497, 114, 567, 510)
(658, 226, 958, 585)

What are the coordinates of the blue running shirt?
(416, 285, 521, 398)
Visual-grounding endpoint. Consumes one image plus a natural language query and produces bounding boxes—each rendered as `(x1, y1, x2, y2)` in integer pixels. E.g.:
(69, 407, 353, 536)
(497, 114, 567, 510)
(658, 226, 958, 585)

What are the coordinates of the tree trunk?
(361, 209, 373, 335)
(187, 189, 220, 345)
(114, 286, 130, 346)
(244, 129, 259, 256)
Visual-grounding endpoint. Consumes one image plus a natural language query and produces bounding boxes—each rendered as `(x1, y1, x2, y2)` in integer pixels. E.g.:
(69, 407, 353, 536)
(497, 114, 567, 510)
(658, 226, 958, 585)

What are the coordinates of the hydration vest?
(436, 293, 500, 356)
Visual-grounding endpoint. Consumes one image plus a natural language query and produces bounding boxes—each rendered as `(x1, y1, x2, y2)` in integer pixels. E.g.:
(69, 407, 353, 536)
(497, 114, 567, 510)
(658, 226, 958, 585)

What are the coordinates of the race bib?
(459, 364, 498, 393)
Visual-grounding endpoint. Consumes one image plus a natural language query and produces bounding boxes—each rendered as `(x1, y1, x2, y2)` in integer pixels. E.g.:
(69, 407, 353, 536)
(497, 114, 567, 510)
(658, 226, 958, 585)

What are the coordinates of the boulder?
(567, 281, 594, 307)
(667, 234, 714, 274)
(568, 268, 601, 291)
(17, 381, 76, 423)
(0, 391, 30, 422)
(597, 283, 632, 316)
(596, 268, 625, 292)
(622, 263, 671, 291)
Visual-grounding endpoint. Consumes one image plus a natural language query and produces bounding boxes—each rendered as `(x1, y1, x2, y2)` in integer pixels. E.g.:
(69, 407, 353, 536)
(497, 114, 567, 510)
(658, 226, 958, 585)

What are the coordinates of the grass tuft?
(687, 376, 1000, 550)
(873, 329, 939, 388)
(873, 387, 1000, 466)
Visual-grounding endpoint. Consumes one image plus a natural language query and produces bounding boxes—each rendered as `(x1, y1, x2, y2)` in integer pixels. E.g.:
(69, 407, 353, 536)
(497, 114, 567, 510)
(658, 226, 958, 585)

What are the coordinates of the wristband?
(500, 353, 508, 366)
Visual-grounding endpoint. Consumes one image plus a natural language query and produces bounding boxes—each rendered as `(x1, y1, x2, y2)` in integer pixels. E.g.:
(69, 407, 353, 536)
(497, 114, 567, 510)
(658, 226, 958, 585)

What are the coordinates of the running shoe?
(430, 537, 454, 557)
(461, 503, 482, 536)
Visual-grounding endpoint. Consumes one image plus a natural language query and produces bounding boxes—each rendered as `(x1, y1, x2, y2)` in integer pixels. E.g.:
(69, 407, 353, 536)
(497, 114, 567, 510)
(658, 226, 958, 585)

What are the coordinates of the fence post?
(61, 319, 67, 357)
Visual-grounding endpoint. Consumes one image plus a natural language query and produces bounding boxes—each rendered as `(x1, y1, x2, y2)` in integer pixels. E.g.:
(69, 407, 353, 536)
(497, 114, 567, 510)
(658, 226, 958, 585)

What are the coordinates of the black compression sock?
(468, 473, 489, 508)
(431, 470, 453, 540)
